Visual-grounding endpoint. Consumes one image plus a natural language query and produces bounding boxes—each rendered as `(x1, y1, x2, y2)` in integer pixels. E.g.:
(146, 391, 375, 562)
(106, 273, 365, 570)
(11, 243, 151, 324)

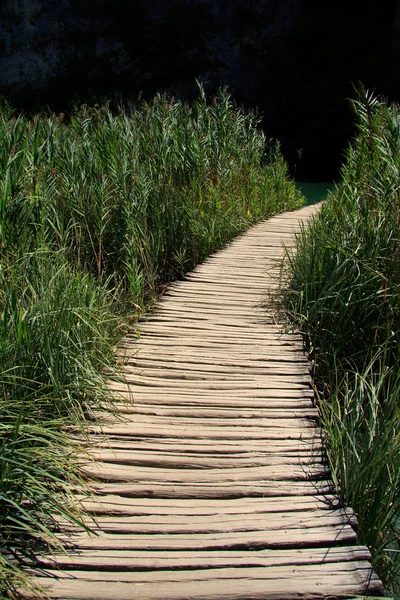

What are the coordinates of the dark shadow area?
(1, 0, 399, 180)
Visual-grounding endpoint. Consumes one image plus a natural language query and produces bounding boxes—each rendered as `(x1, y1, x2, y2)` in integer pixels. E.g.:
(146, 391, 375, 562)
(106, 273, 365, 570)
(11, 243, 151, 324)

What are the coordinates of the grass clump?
(0, 87, 301, 305)
(282, 90, 400, 595)
(0, 86, 301, 597)
(0, 253, 121, 597)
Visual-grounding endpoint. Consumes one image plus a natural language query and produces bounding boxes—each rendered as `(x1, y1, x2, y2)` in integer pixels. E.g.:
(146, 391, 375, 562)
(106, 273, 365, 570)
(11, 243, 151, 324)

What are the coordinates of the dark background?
(1, 0, 399, 180)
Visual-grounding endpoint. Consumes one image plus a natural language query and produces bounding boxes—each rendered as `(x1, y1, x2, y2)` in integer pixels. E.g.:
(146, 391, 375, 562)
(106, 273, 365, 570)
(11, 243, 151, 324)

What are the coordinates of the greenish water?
(297, 182, 335, 206)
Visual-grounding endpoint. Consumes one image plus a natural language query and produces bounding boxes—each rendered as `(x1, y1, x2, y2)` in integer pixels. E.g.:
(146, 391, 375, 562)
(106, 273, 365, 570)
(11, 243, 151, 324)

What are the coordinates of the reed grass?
(0, 86, 301, 597)
(1, 87, 301, 303)
(282, 89, 400, 595)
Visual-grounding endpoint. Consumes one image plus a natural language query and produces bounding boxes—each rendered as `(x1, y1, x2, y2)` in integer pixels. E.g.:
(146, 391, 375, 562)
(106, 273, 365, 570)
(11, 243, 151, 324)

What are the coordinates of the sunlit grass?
(0, 85, 302, 597)
(283, 90, 400, 594)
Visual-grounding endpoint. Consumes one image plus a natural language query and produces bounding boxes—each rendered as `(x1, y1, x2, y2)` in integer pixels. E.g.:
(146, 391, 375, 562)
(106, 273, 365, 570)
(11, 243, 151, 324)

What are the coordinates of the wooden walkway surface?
(33, 204, 383, 599)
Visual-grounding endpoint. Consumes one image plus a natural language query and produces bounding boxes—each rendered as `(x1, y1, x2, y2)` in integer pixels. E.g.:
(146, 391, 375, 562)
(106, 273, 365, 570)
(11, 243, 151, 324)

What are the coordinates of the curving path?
(33, 204, 383, 599)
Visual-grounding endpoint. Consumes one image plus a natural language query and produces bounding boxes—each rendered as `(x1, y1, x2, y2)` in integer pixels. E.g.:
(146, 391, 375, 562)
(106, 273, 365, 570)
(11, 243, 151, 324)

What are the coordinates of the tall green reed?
(282, 90, 400, 594)
(0, 86, 301, 596)
(0, 252, 121, 597)
(319, 354, 400, 588)
(1, 87, 301, 304)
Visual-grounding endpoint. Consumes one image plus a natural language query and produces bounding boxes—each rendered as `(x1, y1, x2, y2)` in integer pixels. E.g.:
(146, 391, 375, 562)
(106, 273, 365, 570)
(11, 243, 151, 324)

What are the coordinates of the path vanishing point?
(32, 203, 383, 599)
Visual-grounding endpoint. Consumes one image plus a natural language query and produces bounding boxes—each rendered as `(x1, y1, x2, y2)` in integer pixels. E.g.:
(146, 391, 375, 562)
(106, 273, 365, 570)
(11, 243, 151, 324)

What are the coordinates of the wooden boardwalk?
(33, 204, 383, 599)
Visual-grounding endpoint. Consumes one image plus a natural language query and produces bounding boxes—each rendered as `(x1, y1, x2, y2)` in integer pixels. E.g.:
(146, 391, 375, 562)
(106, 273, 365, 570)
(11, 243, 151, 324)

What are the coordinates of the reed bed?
(0, 87, 301, 597)
(283, 90, 400, 596)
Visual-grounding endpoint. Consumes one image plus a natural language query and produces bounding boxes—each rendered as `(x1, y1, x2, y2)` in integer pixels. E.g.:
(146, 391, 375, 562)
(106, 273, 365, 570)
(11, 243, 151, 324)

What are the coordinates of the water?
(297, 182, 335, 206)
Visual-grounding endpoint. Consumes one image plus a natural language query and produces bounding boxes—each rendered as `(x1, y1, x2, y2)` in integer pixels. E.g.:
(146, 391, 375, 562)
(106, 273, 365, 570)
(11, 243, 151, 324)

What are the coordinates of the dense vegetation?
(0, 88, 302, 597)
(283, 91, 400, 595)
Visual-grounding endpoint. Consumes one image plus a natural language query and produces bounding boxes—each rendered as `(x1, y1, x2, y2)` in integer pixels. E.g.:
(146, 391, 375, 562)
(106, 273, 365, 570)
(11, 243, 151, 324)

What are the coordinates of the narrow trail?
(33, 204, 383, 599)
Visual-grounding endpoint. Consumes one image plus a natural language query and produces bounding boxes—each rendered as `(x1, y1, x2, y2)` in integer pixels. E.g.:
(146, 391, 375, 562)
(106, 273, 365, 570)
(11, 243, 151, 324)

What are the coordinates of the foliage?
(283, 90, 400, 594)
(0, 86, 301, 597)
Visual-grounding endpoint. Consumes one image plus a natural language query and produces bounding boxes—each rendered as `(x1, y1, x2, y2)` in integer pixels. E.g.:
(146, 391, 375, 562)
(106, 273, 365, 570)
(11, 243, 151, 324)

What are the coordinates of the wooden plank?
(59, 525, 358, 550)
(120, 367, 312, 383)
(106, 376, 312, 390)
(89, 438, 322, 455)
(140, 314, 283, 326)
(157, 296, 270, 307)
(126, 350, 309, 363)
(122, 360, 310, 376)
(132, 329, 296, 340)
(38, 546, 372, 570)
(162, 288, 266, 300)
(108, 404, 319, 419)
(163, 288, 280, 300)
(89, 424, 321, 441)
(190, 269, 279, 276)
(60, 509, 357, 534)
(120, 351, 307, 363)
(120, 339, 304, 350)
(90, 448, 323, 467)
(107, 389, 315, 403)
(28, 569, 383, 600)
(91, 480, 333, 499)
(148, 315, 275, 325)
(94, 413, 316, 428)
(152, 306, 268, 316)
(109, 390, 314, 408)
(106, 392, 316, 406)
(122, 338, 304, 349)
(79, 495, 337, 515)
(83, 462, 328, 483)
(33, 563, 377, 583)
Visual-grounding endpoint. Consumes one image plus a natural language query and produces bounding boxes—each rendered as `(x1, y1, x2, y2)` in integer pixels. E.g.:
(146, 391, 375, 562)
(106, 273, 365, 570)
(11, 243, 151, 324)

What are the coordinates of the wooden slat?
(107, 378, 312, 391)
(38, 546, 372, 570)
(89, 449, 322, 468)
(91, 480, 334, 499)
(79, 495, 338, 515)
(83, 462, 328, 483)
(30, 567, 383, 600)
(88, 424, 321, 441)
(32, 563, 377, 582)
(60, 508, 357, 534)
(89, 437, 321, 451)
(126, 356, 310, 370)
(93, 413, 317, 427)
(106, 394, 316, 408)
(110, 404, 318, 418)
(59, 525, 358, 550)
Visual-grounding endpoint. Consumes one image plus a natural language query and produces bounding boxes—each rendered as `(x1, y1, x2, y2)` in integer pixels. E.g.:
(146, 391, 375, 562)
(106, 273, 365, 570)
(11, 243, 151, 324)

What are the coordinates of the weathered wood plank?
(37, 546, 372, 570)
(83, 461, 328, 483)
(60, 509, 357, 534)
(107, 377, 312, 391)
(122, 353, 309, 369)
(91, 480, 334, 498)
(126, 350, 309, 363)
(79, 495, 337, 515)
(89, 450, 321, 470)
(28, 571, 383, 600)
(89, 423, 321, 441)
(110, 404, 318, 419)
(89, 438, 322, 454)
(32, 563, 378, 583)
(59, 525, 358, 550)
(93, 413, 317, 428)
(107, 393, 317, 407)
